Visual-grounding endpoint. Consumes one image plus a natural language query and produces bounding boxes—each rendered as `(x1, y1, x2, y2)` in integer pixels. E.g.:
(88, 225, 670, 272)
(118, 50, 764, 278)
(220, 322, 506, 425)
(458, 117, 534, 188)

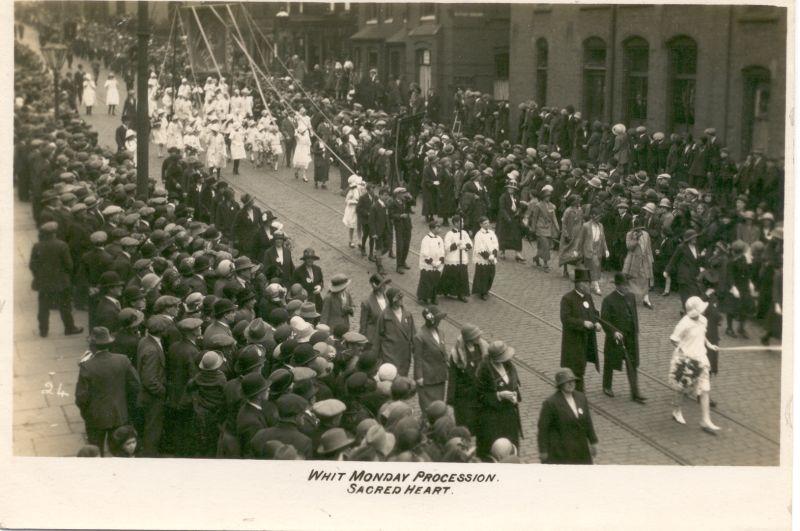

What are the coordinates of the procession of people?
(14, 7, 785, 463)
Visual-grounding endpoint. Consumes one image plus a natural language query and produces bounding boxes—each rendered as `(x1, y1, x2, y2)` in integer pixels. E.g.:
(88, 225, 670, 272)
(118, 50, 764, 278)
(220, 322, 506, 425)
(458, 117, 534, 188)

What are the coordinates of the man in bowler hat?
(559, 268, 600, 392)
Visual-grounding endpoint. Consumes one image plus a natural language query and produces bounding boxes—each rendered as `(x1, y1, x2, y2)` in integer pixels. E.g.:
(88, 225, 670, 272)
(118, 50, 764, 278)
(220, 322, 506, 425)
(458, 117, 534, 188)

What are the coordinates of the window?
(582, 37, 607, 122)
(623, 36, 649, 123)
(494, 49, 510, 100)
(389, 50, 402, 80)
(535, 38, 548, 105)
(420, 3, 436, 19)
(416, 48, 432, 94)
(367, 48, 379, 70)
(365, 3, 378, 22)
(384, 4, 394, 22)
(667, 36, 697, 131)
(742, 66, 771, 154)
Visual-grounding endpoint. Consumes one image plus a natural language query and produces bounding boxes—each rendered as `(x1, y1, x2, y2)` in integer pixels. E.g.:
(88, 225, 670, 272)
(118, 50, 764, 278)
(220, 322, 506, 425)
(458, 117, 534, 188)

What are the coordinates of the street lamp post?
(41, 43, 67, 120)
(136, 1, 150, 200)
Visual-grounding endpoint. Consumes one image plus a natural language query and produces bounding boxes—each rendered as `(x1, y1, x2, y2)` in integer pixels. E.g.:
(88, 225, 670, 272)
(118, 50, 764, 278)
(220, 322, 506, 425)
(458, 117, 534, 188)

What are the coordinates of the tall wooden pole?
(136, 1, 150, 199)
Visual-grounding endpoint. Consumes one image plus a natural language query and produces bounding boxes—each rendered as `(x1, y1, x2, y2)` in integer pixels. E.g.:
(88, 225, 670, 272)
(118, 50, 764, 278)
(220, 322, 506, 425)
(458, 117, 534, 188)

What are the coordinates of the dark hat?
(89, 326, 115, 346)
(245, 318, 271, 343)
(613, 272, 628, 286)
(573, 268, 591, 283)
(301, 248, 320, 261)
(268, 367, 295, 396)
(213, 298, 236, 317)
(369, 273, 391, 288)
(205, 334, 236, 350)
(329, 273, 351, 293)
(236, 289, 257, 306)
(292, 343, 317, 366)
(385, 287, 402, 304)
(122, 286, 145, 303)
(554, 368, 578, 387)
(276, 393, 308, 422)
(146, 315, 173, 335)
(99, 271, 124, 288)
(241, 372, 268, 398)
(317, 427, 355, 455)
(237, 344, 265, 373)
(683, 229, 699, 242)
(299, 301, 320, 319)
(346, 371, 371, 396)
(422, 305, 447, 322)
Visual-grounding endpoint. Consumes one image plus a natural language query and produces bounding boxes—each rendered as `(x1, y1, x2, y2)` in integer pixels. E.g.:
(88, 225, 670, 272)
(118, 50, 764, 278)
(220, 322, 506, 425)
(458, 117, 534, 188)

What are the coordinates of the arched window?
(582, 37, 606, 122)
(742, 65, 771, 154)
(535, 38, 548, 105)
(667, 35, 697, 131)
(623, 36, 649, 123)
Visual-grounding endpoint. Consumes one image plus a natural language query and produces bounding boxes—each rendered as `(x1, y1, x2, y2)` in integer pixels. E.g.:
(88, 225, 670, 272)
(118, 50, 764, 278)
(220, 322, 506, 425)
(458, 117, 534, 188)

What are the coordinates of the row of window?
(364, 3, 435, 23)
(534, 35, 701, 129)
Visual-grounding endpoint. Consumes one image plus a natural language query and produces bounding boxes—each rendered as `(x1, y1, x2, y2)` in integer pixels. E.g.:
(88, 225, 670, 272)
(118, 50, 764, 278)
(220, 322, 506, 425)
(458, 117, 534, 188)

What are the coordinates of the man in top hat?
(261, 231, 295, 285)
(293, 248, 324, 312)
(30, 221, 83, 337)
(559, 268, 601, 393)
(600, 273, 647, 403)
(389, 187, 414, 273)
(75, 327, 141, 456)
(417, 220, 445, 305)
(665, 229, 703, 308)
(537, 368, 598, 464)
(368, 187, 392, 275)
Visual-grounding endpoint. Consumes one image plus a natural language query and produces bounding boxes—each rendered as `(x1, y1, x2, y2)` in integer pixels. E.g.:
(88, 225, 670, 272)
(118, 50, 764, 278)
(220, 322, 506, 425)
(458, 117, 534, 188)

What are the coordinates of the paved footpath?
(14, 25, 783, 464)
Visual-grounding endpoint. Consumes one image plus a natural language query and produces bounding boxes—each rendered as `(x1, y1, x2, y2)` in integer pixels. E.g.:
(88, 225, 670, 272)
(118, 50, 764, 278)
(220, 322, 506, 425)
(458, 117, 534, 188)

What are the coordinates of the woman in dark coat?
(475, 340, 522, 459)
(292, 248, 324, 311)
(537, 368, 598, 464)
(421, 156, 440, 222)
(311, 137, 330, 189)
(447, 324, 489, 436)
(437, 159, 456, 226)
(586, 121, 602, 165)
(373, 287, 416, 377)
(496, 181, 525, 261)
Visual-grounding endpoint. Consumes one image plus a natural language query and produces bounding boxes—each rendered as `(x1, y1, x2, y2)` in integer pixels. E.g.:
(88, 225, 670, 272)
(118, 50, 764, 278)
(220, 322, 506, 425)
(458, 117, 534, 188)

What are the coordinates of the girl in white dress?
(165, 117, 184, 153)
(183, 124, 202, 156)
(245, 121, 259, 163)
(104, 73, 120, 115)
(342, 174, 362, 248)
(229, 123, 246, 175)
(82, 73, 96, 115)
(206, 124, 227, 177)
(267, 124, 283, 171)
(668, 296, 722, 434)
(147, 72, 159, 118)
(292, 108, 312, 182)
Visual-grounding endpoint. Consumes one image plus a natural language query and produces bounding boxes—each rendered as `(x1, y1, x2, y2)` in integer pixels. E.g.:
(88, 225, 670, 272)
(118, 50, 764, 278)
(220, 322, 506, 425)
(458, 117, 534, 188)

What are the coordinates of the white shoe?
(700, 421, 721, 431)
(672, 410, 686, 425)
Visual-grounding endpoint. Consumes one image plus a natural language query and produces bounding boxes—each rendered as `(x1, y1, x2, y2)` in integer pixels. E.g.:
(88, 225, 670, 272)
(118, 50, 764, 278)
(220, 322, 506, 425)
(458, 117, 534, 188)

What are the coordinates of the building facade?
(508, 4, 787, 160)
(351, 3, 510, 119)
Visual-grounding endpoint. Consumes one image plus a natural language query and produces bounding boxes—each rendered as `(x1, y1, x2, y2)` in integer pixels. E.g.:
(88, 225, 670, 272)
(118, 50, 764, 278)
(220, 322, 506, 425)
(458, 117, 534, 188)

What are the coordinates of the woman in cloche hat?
(474, 340, 522, 459)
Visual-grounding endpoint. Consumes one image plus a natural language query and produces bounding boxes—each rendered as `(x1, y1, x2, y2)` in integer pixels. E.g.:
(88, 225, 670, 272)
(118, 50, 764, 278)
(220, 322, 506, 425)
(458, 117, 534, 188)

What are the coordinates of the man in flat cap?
(163, 317, 203, 457)
(137, 315, 172, 456)
(30, 221, 83, 337)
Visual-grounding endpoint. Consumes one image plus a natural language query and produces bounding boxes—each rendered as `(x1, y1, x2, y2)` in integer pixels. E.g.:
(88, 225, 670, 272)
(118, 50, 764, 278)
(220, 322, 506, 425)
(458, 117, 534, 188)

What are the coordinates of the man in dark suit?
(413, 306, 450, 412)
(603, 201, 632, 271)
(75, 327, 141, 456)
(559, 268, 600, 393)
(374, 288, 416, 377)
(280, 113, 296, 167)
(112, 308, 144, 365)
(537, 368, 599, 464)
(600, 273, 646, 403)
(356, 184, 376, 258)
(235, 372, 270, 457)
(29, 221, 83, 337)
(292, 248, 324, 312)
(163, 317, 202, 457)
(389, 188, 413, 272)
(92, 271, 124, 332)
(261, 231, 294, 285)
(136, 315, 171, 457)
(251, 393, 313, 459)
(232, 195, 260, 259)
(666, 229, 703, 308)
(369, 187, 392, 275)
(359, 273, 390, 344)
(115, 121, 129, 153)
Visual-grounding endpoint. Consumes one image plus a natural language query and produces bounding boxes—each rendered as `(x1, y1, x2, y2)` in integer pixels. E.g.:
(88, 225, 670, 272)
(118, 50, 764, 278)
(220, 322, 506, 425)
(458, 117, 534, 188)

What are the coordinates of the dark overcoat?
(600, 289, 640, 371)
(374, 307, 416, 377)
(475, 358, 522, 458)
(75, 350, 140, 430)
(537, 390, 598, 464)
(559, 290, 600, 376)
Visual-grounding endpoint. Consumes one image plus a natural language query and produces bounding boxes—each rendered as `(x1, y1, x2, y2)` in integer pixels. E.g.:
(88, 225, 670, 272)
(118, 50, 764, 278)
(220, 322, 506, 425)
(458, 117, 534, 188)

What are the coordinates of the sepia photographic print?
(2, 0, 794, 529)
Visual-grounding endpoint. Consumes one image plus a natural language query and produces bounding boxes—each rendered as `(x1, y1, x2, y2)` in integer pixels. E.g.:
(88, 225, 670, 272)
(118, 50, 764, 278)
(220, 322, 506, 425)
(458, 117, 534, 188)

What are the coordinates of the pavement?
(13, 24, 783, 464)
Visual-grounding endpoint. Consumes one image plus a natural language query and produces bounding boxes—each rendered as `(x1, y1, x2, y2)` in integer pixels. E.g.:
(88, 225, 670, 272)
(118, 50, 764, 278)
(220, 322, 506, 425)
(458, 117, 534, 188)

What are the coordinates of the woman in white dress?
(82, 73, 96, 115)
(342, 174, 362, 248)
(165, 117, 183, 154)
(125, 130, 137, 167)
(267, 123, 283, 171)
(668, 296, 722, 434)
(292, 108, 312, 182)
(104, 73, 120, 115)
(229, 123, 246, 175)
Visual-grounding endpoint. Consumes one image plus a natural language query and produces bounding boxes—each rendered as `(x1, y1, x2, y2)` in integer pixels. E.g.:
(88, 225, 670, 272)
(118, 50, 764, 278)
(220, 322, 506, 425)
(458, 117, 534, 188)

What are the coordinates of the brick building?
(508, 4, 787, 159)
(350, 3, 510, 119)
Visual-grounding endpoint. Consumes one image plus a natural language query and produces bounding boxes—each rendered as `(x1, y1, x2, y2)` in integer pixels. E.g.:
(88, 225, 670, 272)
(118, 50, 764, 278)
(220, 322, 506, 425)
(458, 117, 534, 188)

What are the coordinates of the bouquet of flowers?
(671, 357, 703, 392)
